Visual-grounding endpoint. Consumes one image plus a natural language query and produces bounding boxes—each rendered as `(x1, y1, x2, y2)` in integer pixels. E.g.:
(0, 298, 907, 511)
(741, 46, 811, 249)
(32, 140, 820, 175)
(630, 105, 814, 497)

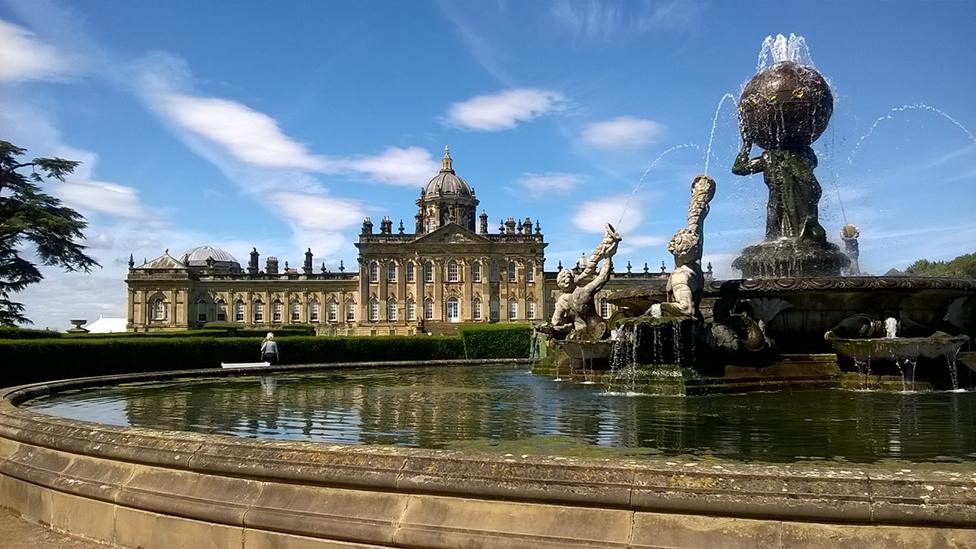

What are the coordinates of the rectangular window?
(290, 302, 300, 322)
(345, 302, 355, 322)
(407, 301, 416, 321)
(328, 301, 338, 322)
(369, 262, 378, 283)
(473, 299, 482, 320)
(448, 261, 458, 282)
(369, 300, 379, 321)
(424, 300, 433, 320)
(508, 299, 517, 320)
(472, 261, 482, 282)
(217, 302, 227, 322)
(406, 263, 414, 282)
(527, 263, 535, 282)
(508, 262, 517, 282)
(272, 302, 282, 322)
(424, 262, 433, 283)
(235, 302, 244, 322)
(387, 262, 396, 282)
(527, 301, 536, 320)
(310, 302, 320, 322)
(254, 302, 264, 323)
(387, 300, 397, 321)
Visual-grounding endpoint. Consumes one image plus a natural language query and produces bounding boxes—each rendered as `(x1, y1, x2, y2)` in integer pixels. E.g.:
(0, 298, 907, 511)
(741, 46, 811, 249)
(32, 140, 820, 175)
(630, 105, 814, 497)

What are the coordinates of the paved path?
(0, 509, 113, 548)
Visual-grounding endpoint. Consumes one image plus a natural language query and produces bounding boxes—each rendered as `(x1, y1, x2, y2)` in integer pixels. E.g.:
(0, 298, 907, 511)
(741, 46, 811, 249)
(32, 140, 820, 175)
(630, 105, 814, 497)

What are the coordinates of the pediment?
(411, 223, 491, 245)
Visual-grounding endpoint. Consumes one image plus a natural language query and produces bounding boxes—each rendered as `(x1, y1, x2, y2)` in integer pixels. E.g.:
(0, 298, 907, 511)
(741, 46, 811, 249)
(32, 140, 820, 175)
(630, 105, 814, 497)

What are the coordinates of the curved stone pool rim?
(1, 360, 974, 548)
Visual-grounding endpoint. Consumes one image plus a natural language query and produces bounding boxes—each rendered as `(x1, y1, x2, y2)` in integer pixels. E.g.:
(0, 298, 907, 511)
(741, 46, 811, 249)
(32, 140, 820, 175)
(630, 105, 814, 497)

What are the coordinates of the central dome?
(181, 245, 241, 272)
(423, 146, 474, 199)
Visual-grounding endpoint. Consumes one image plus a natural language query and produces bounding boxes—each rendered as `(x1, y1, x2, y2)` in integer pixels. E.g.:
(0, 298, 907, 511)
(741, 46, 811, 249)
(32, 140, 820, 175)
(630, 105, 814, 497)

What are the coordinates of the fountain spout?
(885, 317, 899, 339)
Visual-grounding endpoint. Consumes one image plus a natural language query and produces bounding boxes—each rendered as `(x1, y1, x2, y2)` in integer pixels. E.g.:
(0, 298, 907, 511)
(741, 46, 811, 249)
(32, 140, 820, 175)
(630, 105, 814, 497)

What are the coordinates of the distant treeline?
(905, 252, 976, 278)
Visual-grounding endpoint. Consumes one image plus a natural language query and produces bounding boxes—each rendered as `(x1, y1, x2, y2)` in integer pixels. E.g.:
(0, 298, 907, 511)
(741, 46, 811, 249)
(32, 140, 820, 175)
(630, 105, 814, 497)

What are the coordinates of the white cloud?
(268, 192, 366, 232)
(56, 180, 153, 220)
(445, 88, 566, 131)
(342, 147, 439, 187)
(551, 0, 702, 41)
(0, 19, 75, 83)
(515, 172, 586, 196)
(581, 116, 665, 149)
(573, 194, 643, 235)
(155, 94, 329, 171)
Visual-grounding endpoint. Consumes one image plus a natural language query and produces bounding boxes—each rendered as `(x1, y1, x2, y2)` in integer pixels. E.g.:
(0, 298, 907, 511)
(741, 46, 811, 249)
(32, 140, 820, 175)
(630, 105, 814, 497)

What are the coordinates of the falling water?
(757, 33, 815, 71)
(703, 93, 738, 176)
(617, 143, 702, 225)
(847, 104, 976, 166)
(606, 324, 641, 395)
(945, 348, 962, 391)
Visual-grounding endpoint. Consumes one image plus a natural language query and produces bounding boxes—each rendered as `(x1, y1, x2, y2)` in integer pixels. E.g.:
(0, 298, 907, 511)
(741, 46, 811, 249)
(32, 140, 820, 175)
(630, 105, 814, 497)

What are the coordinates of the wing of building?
(125, 147, 670, 334)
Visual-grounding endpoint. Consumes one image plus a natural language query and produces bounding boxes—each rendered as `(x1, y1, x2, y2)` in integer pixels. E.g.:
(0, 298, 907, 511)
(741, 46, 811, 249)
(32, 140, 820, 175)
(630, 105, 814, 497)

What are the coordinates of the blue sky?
(2, 0, 975, 329)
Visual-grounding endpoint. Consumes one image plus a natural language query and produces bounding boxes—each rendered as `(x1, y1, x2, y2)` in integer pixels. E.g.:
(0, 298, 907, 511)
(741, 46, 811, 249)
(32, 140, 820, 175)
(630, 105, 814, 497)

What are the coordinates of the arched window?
(272, 300, 283, 322)
(152, 298, 167, 321)
(406, 262, 415, 282)
(424, 297, 434, 320)
(447, 260, 459, 282)
(508, 261, 517, 282)
(387, 261, 397, 282)
(406, 298, 416, 321)
(526, 261, 535, 283)
(216, 299, 227, 322)
(387, 298, 397, 321)
(196, 299, 208, 323)
(290, 300, 301, 322)
(309, 299, 320, 322)
(253, 300, 265, 323)
(327, 300, 338, 322)
(424, 261, 434, 283)
(508, 298, 518, 320)
(446, 296, 459, 322)
(527, 299, 536, 320)
(234, 300, 245, 322)
(600, 297, 609, 319)
(345, 301, 356, 322)
(369, 261, 378, 283)
(472, 297, 482, 321)
(472, 261, 482, 282)
(368, 298, 379, 321)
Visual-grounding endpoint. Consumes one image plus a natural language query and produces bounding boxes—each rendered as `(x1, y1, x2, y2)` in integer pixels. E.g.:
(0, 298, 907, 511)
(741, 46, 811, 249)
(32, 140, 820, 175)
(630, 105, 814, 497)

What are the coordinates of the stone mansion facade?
(126, 147, 669, 334)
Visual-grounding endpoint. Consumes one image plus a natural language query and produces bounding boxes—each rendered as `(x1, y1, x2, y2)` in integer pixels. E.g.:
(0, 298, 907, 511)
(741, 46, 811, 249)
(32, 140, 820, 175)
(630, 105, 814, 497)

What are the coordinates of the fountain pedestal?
(733, 239, 849, 278)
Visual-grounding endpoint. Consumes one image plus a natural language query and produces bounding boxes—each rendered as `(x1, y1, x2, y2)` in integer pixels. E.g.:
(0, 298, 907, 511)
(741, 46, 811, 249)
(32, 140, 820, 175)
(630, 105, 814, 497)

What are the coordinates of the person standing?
(260, 333, 279, 365)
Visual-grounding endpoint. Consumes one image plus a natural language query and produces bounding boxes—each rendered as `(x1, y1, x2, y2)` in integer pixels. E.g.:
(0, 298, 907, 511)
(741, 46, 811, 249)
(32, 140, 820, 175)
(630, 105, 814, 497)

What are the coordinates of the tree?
(0, 140, 99, 326)
(905, 252, 976, 278)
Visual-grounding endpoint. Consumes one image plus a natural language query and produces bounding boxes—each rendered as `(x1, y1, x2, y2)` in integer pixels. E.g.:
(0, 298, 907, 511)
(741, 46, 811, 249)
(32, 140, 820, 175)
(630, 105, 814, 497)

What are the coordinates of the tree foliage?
(0, 140, 99, 326)
(905, 252, 976, 278)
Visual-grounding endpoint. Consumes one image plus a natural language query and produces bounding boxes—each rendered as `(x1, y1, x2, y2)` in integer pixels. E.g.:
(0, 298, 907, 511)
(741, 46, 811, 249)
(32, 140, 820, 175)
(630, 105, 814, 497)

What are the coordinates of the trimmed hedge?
(0, 335, 465, 388)
(457, 324, 533, 359)
(64, 329, 229, 339)
(0, 327, 62, 339)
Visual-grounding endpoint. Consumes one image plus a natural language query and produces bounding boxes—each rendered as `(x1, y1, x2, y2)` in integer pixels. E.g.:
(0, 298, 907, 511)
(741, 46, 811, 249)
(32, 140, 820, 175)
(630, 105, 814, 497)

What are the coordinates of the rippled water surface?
(24, 364, 976, 463)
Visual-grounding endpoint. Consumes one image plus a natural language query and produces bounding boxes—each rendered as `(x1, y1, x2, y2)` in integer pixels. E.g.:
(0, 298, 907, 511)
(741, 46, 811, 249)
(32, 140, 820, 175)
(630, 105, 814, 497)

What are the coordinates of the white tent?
(82, 316, 128, 333)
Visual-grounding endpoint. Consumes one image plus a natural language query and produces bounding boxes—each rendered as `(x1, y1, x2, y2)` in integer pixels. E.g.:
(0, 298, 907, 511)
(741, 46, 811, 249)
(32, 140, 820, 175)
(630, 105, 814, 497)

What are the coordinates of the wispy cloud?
(514, 172, 586, 197)
(550, 0, 703, 42)
(0, 19, 78, 83)
(155, 94, 330, 171)
(581, 116, 665, 149)
(572, 193, 647, 235)
(56, 180, 154, 220)
(341, 147, 439, 187)
(444, 88, 566, 131)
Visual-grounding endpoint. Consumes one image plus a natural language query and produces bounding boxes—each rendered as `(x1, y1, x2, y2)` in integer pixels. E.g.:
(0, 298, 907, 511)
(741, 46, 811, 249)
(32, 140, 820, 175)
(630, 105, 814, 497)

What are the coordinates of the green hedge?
(64, 329, 229, 339)
(0, 335, 465, 388)
(63, 325, 318, 339)
(457, 324, 533, 359)
(0, 327, 63, 339)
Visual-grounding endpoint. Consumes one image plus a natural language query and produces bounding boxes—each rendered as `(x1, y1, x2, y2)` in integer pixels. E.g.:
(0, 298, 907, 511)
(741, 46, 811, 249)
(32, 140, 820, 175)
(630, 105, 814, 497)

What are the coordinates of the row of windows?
(368, 260, 535, 284)
(154, 296, 542, 324)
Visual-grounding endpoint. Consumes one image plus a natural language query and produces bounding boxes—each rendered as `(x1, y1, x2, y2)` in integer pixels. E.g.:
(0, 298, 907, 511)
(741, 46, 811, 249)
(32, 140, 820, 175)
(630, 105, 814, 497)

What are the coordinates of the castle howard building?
(126, 147, 563, 334)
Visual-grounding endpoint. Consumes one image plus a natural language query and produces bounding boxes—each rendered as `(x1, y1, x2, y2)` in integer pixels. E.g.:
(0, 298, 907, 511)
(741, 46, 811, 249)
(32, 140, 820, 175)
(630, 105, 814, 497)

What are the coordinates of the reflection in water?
(24, 365, 976, 464)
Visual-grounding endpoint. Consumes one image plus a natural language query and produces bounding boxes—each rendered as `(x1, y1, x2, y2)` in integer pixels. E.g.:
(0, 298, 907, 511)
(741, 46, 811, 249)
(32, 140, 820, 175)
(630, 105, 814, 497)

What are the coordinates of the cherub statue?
(541, 224, 621, 341)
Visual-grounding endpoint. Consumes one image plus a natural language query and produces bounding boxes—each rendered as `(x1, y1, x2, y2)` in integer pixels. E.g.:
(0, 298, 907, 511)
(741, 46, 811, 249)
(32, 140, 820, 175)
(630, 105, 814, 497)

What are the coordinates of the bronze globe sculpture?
(739, 61, 833, 150)
(731, 60, 848, 278)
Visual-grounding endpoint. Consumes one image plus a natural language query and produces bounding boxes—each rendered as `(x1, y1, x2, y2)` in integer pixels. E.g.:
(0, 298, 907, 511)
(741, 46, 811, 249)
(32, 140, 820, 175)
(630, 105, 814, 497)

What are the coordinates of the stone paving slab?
(0, 508, 114, 549)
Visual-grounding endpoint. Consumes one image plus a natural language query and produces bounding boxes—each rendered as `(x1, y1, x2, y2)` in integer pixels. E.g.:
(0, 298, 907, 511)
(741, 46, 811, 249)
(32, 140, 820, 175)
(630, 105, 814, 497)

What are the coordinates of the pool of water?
(23, 364, 976, 463)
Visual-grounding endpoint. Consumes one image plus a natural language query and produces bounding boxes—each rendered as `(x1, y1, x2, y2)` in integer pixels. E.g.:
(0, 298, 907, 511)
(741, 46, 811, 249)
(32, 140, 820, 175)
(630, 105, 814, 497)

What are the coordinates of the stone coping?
(1, 360, 975, 532)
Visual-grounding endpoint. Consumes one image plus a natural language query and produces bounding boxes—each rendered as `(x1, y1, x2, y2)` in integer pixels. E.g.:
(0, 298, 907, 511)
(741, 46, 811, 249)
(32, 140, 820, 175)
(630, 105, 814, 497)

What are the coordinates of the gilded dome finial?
(441, 145, 454, 173)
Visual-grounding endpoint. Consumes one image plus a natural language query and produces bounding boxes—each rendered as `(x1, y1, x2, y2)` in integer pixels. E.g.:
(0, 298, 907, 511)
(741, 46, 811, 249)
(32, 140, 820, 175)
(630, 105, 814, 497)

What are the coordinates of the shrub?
(0, 326, 62, 339)
(457, 324, 532, 359)
(0, 335, 465, 388)
(64, 329, 229, 339)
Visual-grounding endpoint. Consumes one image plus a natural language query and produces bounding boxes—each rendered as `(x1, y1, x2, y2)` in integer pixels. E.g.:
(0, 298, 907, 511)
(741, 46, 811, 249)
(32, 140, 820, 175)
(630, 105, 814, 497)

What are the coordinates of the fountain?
(1, 33, 975, 549)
